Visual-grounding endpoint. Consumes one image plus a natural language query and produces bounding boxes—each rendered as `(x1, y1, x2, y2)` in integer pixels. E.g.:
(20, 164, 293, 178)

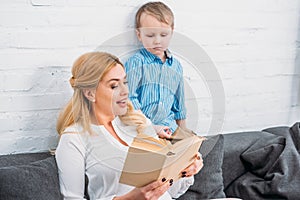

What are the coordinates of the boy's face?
(136, 13, 173, 60)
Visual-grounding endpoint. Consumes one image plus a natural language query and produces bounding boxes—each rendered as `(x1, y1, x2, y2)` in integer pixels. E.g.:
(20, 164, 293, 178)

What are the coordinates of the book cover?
(119, 127, 205, 187)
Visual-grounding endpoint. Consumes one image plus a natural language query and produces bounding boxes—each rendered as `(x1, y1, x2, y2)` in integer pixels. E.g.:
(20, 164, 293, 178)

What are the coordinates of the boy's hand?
(153, 125, 172, 139)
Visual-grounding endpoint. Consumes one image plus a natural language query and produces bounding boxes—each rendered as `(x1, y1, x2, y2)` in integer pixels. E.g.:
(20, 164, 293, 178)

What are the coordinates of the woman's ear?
(83, 89, 96, 102)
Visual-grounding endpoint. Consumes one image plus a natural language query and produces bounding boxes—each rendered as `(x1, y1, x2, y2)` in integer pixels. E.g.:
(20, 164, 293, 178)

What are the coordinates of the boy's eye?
(161, 33, 168, 37)
(146, 35, 154, 37)
(124, 81, 128, 85)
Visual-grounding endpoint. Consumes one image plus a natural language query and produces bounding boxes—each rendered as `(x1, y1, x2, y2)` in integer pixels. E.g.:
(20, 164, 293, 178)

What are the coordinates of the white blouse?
(55, 117, 194, 200)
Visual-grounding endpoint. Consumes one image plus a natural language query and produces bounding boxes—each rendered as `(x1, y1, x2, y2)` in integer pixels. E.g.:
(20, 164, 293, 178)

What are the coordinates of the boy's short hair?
(135, 1, 174, 29)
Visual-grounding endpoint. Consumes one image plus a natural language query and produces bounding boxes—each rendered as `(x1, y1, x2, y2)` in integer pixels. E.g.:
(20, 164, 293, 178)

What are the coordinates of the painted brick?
(0, 131, 59, 154)
(0, 110, 59, 132)
(0, 93, 70, 112)
(0, 49, 90, 69)
(0, 0, 299, 154)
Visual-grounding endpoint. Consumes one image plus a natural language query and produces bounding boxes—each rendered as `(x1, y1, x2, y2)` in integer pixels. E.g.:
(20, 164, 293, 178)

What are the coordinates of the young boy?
(125, 1, 187, 136)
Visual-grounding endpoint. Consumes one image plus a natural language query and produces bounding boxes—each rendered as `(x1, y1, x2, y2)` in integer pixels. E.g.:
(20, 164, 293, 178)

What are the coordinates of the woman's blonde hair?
(56, 51, 147, 135)
(135, 1, 174, 29)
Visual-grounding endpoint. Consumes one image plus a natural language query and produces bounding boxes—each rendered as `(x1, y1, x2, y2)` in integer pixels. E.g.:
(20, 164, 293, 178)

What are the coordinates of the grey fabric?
(241, 134, 285, 176)
(290, 122, 300, 152)
(0, 124, 299, 200)
(0, 156, 62, 200)
(222, 131, 275, 190)
(0, 152, 50, 168)
(226, 123, 300, 200)
(177, 134, 226, 199)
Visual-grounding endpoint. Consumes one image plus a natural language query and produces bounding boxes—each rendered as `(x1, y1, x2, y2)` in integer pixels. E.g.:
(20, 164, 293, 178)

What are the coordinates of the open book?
(119, 127, 206, 187)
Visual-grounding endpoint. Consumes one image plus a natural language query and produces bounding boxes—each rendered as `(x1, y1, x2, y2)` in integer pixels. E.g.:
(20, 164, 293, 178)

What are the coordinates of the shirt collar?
(140, 48, 173, 65)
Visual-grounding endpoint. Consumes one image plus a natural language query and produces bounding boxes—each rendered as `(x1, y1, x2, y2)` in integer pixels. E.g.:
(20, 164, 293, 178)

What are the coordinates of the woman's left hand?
(180, 152, 203, 178)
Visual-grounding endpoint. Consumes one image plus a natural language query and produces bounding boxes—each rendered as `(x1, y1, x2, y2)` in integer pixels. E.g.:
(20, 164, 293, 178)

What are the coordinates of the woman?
(55, 52, 203, 200)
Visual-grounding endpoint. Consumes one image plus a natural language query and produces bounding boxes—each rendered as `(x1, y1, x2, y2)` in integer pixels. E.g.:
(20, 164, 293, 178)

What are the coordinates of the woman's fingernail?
(162, 177, 166, 182)
(182, 171, 186, 175)
(169, 179, 173, 186)
(182, 174, 186, 178)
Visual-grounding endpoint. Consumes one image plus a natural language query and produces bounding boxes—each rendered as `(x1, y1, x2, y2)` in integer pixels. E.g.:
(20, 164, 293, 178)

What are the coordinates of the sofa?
(0, 122, 299, 200)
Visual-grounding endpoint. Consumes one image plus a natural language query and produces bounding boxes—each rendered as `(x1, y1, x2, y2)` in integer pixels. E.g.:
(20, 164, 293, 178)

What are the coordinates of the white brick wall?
(0, 0, 299, 154)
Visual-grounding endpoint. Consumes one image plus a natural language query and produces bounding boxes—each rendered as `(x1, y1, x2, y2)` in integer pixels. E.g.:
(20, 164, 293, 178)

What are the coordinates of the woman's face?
(94, 64, 129, 118)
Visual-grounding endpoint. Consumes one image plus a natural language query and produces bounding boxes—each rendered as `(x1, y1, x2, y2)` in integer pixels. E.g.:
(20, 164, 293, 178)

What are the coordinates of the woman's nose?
(120, 83, 129, 95)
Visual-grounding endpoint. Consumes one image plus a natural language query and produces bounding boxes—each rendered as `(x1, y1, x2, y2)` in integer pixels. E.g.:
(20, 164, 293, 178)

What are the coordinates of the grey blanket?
(226, 122, 300, 200)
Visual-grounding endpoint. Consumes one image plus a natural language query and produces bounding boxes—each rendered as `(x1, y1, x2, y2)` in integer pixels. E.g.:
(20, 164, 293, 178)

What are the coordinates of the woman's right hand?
(114, 178, 171, 200)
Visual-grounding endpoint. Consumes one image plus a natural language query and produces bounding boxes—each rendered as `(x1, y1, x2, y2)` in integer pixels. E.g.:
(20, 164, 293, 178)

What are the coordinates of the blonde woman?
(55, 52, 203, 200)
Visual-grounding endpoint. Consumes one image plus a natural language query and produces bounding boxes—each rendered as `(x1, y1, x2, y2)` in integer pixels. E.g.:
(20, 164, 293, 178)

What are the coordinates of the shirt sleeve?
(55, 134, 87, 200)
(124, 56, 142, 110)
(171, 64, 187, 120)
(167, 176, 194, 198)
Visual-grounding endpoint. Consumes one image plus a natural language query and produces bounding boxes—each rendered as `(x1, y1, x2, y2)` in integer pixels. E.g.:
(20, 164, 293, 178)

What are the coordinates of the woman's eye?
(111, 85, 118, 89)
(161, 34, 167, 37)
(146, 35, 154, 37)
(124, 81, 128, 85)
